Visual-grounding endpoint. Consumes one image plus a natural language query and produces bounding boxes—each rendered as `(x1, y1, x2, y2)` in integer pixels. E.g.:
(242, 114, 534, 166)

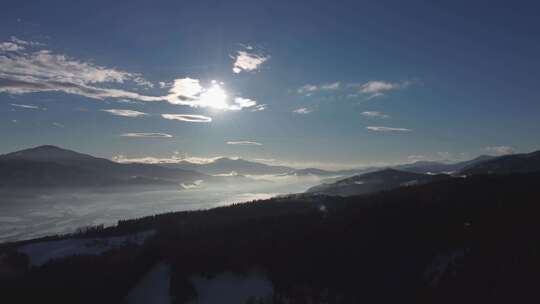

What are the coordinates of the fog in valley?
(0, 174, 327, 243)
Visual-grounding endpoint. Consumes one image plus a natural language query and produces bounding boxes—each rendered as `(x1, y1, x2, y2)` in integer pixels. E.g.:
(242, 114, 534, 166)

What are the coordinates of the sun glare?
(199, 83, 229, 110)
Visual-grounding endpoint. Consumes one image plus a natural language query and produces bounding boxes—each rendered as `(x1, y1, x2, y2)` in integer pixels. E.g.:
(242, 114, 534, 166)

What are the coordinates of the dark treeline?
(1, 173, 540, 303)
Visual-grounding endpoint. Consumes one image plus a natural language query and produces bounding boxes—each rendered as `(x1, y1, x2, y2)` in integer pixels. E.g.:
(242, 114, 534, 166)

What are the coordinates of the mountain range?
(0, 145, 207, 188)
(1, 145, 539, 192)
(306, 149, 540, 196)
(306, 168, 450, 196)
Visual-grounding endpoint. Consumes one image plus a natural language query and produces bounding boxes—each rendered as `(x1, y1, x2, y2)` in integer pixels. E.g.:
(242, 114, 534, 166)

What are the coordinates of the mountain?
(306, 168, 450, 196)
(460, 150, 540, 175)
(394, 155, 494, 174)
(0, 145, 208, 188)
(164, 157, 293, 175)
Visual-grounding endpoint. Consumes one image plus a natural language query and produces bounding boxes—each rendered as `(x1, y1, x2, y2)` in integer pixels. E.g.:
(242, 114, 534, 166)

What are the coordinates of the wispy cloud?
(120, 133, 173, 138)
(251, 104, 267, 111)
(226, 141, 263, 146)
(293, 107, 312, 114)
(10, 36, 45, 47)
(232, 45, 269, 74)
(101, 109, 148, 117)
(0, 39, 259, 111)
(297, 82, 340, 95)
(161, 114, 212, 123)
(360, 80, 413, 99)
(10, 103, 45, 110)
(366, 126, 411, 132)
(361, 111, 389, 119)
(52, 122, 65, 128)
(485, 146, 515, 155)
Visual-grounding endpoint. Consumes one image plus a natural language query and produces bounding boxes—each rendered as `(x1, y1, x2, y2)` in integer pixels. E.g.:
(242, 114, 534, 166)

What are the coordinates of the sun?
(199, 82, 229, 110)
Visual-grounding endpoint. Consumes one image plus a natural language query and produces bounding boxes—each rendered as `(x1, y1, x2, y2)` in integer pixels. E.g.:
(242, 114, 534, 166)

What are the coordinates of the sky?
(1, 0, 539, 169)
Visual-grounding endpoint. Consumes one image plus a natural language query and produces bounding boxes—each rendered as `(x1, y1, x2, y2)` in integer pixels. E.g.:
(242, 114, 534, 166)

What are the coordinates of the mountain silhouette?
(0, 145, 207, 188)
(306, 168, 450, 196)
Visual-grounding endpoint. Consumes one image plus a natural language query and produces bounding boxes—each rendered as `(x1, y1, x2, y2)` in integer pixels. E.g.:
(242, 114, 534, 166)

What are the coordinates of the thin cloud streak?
(297, 82, 340, 94)
(226, 141, 263, 146)
(101, 109, 148, 117)
(161, 114, 212, 123)
(293, 107, 312, 114)
(120, 133, 173, 138)
(366, 126, 411, 132)
(361, 111, 389, 119)
(10, 103, 45, 110)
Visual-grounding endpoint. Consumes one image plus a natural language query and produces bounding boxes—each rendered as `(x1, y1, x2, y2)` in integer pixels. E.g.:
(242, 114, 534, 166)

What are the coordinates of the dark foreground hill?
(1, 171, 540, 303)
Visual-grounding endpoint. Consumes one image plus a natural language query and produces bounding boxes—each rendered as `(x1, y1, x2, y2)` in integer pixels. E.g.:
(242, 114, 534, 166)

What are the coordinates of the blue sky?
(1, 0, 539, 169)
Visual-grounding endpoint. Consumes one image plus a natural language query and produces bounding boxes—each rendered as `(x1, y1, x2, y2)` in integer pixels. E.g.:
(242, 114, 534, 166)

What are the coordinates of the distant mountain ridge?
(163, 157, 293, 175)
(0, 145, 208, 188)
(460, 150, 540, 175)
(306, 168, 450, 196)
(394, 155, 494, 174)
(306, 149, 540, 197)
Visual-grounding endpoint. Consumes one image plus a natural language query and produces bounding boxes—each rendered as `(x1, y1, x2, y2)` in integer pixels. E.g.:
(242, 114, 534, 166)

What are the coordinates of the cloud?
(293, 107, 312, 114)
(408, 155, 428, 161)
(485, 146, 515, 155)
(0, 42, 24, 52)
(164, 79, 258, 111)
(52, 122, 64, 128)
(232, 46, 269, 74)
(226, 141, 263, 146)
(361, 111, 389, 119)
(101, 109, 148, 117)
(10, 103, 45, 110)
(297, 82, 340, 95)
(253, 158, 276, 162)
(161, 114, 212, 123)
(10, 36, 44, 47)
(112, 153, 221, 165)
(360, 80, 413, 99)
(0, 39, 260, 111)
(120, 133, 173, 138)
(232, 97, 257, 109)
(366, 126, 411, 132)
(251, 104, 267, 111)
(0, 48, 149, 86)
